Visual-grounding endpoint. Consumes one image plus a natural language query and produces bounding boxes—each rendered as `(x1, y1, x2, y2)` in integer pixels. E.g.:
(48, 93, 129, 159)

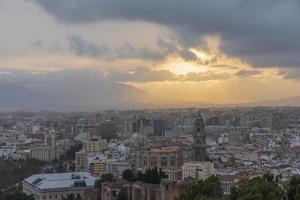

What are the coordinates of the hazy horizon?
(1, 0, 300, 110)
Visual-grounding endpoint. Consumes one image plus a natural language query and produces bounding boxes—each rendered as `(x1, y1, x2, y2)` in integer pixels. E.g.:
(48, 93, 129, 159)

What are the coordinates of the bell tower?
(193, 111, 206, 161)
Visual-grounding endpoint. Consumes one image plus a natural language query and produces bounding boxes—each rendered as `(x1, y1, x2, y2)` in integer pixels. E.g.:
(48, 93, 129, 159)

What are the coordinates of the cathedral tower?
(193, 111, 206, 161)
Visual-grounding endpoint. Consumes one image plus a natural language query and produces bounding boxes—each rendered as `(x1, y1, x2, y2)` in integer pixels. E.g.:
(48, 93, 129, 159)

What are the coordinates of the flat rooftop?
(23, 172, 99, 191)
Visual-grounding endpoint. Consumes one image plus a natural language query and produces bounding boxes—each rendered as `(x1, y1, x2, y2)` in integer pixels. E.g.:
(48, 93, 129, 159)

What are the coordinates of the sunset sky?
(1, 0, 300, 109)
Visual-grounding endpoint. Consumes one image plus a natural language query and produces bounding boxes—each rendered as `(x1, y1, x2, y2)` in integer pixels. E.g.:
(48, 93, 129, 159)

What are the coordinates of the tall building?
(83, 135, 108, 156)
(31, 146, 56, 162)
(95, 121, 117, 139)
(44, 134, 56, 148)
(271, 112, 288, 131)
(193, 113, 206, 161)
(153, 118, 166, 136)
(76, 150, 88, 172)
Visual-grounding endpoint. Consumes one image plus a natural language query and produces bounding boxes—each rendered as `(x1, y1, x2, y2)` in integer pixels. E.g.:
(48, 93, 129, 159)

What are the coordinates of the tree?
(230, 176, 283, 200)
(4, 191, 34, 200)
(288, 176, 300, 200)
(122, 169, 136, 182)
(136, 168, 167, 184)
(179, 175, 224, 200)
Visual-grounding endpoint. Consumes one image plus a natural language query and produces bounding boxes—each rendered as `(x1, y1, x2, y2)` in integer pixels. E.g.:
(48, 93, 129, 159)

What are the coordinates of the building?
(31, 146, 56, 162)
(153, 119, 166, 136)
(101, 181, 131, 200)
(135, 146, 183, 171)
(89, 159, 106, 176)
(96, 121, 117, 139)
(161, 179, 193, 200)
(106, 159, 131, 176)
(182, 161, 215, 180)
(83, 136, 108, 156)
(193, 113, 206, 161)
(76, 150, 88, 172)
(131, 181, 161, 200)
(23, 172, 99, 200)
(44, 134, 56, 148)
(272, 112, 289, 131)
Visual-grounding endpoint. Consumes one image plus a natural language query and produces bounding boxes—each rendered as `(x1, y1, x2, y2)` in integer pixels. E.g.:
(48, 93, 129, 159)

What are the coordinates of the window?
(161, 157, 168, 167)
(150, 157, 157, 167)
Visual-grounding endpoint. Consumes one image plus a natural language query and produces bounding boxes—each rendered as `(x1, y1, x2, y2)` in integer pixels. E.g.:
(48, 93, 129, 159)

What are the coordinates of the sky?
(1, 0, 300, 110)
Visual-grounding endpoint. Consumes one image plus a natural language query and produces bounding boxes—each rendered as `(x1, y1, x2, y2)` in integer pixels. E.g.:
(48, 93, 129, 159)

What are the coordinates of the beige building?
(135, 146, 183, 171)
(76, 150, 88, 171)
(83, 136, 108, 156)
(89, 159, 106, 176)
(23, 172, 99, 200)
(182, 161, 215, 180)
(31, 146, 56, 162)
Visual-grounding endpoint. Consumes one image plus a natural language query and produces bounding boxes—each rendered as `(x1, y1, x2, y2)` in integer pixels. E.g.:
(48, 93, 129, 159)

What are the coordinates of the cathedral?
(193, 112, 207, 161)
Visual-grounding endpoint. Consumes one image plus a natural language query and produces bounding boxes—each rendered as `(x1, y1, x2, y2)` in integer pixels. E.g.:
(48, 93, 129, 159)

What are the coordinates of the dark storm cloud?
(67, 34, 166, 60)
(115, 43, 165, 60)
(68, 34, 110, 57)
(36, 0, 300, 67)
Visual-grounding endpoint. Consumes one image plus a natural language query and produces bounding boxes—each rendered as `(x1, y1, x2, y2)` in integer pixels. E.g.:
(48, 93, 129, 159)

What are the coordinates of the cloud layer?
(36, 0, 300, 67)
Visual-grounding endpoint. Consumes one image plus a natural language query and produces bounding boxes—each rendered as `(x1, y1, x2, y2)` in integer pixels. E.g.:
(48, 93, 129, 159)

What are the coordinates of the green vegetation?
(122, 168, 167, 184)
(1, 191, 34, 200)
(122, 169, 136, 182)
(179, 174, 287, 200)
(0, 159, 46, 191)
(288, 176, 300, 200)
(230, 174, 283, 200)
(179, 176, 226, 200)
(136, 168, 168, 184)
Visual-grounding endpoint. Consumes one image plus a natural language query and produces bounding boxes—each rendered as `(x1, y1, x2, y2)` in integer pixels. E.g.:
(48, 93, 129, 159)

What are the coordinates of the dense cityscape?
(0, 107, 299, 199)
(2, 0, 300, 200)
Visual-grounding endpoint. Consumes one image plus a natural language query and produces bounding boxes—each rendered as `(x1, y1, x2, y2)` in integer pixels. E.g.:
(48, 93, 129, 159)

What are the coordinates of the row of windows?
(43, 193, 81, 199)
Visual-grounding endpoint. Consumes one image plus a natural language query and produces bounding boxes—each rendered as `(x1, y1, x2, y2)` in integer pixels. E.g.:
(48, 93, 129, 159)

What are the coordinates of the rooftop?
(150, 146, 180, 153)
(23, 172, 99, 191)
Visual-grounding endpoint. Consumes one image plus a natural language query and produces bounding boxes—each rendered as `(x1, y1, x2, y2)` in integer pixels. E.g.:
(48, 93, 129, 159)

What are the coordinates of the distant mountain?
(0, 80, 299, 111)
(0, 84, 37, 110)
(250, 96, 300, 107)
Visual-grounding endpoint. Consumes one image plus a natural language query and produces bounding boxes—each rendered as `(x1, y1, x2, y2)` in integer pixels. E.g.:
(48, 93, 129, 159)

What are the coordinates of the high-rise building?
(83, 135, 108, 156)
(75, 150, 88, 172)
(271, 112, 288, 131)
(95, 121, 117, 139)
(153, 118, 166, 136)
(193, 113, 206, 161)
(31, 146, 56, 162)
(44, 134, 56, 148)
